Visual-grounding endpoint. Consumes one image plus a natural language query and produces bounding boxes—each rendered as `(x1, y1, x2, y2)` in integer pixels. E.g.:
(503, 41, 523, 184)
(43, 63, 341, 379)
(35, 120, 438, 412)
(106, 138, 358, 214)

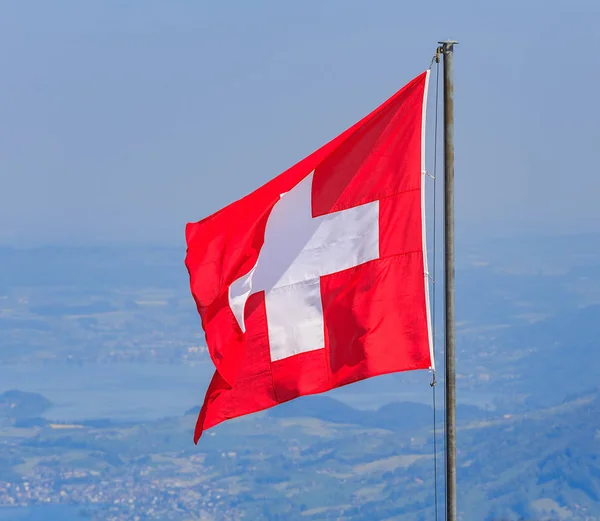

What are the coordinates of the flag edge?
(421, 69, 435, 372)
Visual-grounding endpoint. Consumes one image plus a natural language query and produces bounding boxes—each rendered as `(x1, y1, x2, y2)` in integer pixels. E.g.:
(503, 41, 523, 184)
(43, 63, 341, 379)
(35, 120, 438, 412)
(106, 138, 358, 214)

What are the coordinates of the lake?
(0, 505, 94, 520)
(0, 362, 490, 422)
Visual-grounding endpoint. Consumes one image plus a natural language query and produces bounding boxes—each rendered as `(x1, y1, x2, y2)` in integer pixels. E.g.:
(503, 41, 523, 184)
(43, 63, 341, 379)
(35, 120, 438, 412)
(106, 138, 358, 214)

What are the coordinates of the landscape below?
(1, 389, 599, 521)
(0, 233, 599, 520)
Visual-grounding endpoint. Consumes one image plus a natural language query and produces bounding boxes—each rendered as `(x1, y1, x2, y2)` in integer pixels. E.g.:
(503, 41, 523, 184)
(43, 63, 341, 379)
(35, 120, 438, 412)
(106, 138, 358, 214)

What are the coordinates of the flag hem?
(421, 69, 435, 372)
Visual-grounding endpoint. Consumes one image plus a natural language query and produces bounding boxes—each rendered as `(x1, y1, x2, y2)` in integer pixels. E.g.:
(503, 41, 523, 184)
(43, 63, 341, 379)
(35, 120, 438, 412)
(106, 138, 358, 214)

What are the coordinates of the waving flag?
(186, 71, 433, 442)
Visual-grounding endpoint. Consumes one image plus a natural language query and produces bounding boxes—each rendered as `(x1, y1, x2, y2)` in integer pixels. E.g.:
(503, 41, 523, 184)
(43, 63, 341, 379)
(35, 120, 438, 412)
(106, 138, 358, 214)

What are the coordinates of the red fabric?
(185, 72, 431, 443)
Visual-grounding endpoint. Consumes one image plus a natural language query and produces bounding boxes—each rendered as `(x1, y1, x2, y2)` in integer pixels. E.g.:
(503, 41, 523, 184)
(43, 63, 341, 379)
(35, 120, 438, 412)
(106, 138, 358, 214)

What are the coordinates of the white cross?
(228, 172, 380, 362)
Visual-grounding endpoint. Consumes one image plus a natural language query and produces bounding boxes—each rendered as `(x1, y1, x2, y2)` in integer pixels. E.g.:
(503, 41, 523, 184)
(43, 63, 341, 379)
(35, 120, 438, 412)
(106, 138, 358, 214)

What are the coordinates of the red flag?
(186, 71, 433, 442)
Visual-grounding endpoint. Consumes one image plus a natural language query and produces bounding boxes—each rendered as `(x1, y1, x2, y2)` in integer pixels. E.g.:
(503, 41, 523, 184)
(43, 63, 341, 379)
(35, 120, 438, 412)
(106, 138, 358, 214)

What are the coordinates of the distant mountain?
(184, 395, 485, 431)
(268, 395, 361, 423)
(268, 395, 485, 430)
(455, 392, 600, 521)
(0, 390, 52, 419)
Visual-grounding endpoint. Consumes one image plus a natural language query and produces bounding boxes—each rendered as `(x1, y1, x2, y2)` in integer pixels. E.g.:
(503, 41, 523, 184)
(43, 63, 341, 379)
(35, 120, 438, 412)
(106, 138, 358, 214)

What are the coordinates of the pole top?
(438, 40, 458, 53)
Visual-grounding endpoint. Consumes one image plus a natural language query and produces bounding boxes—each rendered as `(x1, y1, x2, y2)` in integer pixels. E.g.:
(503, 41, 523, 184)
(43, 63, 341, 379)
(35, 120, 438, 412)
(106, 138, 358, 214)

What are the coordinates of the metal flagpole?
(438, 39, 457, 521)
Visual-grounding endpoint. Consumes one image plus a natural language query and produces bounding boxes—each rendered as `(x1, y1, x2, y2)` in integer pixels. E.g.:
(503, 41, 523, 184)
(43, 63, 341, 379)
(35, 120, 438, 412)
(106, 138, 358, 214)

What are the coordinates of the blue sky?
(1, 1, 598, 245)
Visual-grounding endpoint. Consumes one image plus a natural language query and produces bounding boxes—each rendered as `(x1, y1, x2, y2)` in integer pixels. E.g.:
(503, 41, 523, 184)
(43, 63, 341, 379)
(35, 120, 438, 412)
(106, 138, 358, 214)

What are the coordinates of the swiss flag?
(186, 71, 433, 442)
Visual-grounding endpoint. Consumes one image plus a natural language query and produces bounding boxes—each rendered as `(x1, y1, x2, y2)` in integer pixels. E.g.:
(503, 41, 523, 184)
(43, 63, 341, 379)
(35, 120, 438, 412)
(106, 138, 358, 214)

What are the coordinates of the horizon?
(2, 228, 599, 249)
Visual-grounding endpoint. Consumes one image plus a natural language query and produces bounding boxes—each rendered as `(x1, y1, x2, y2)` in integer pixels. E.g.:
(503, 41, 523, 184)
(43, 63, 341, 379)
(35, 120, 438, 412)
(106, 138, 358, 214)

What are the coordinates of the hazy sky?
(1, 1, 598, 246)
